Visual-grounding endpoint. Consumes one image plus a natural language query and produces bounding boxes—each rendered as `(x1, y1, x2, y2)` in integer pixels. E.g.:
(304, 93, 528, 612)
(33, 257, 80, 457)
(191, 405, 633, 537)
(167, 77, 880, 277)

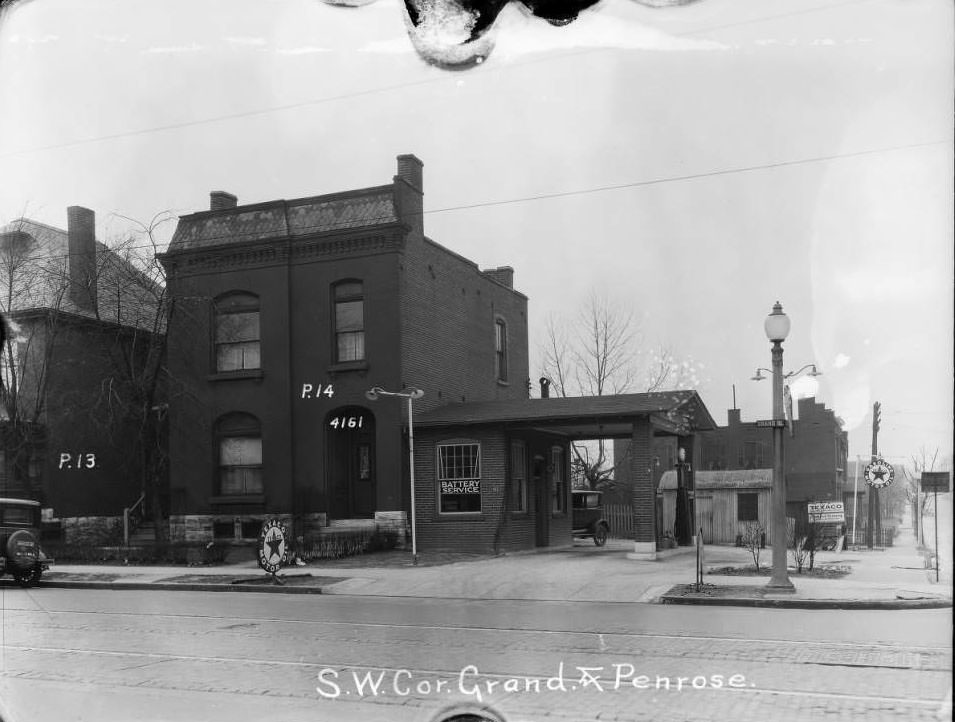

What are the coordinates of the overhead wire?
(1, 137, 948, 264)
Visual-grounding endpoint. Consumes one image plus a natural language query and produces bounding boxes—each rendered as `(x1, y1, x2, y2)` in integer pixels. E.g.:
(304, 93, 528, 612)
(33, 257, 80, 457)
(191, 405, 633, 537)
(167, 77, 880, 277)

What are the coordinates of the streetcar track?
(2, 606, 949, 654)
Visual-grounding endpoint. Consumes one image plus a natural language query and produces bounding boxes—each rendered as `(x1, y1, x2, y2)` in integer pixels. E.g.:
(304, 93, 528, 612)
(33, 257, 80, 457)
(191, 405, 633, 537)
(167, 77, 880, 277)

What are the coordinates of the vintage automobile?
(0, 497, 52, 587)
(571, 489, 610, 546)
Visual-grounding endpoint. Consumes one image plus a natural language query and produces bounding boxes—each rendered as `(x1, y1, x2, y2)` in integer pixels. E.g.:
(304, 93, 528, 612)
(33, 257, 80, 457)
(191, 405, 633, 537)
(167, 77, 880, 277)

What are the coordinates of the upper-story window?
(214, 292, 260, 372)
(334, 281, 365, 363)
(738, 441, 764, 469)
(495, 319, 507, 382)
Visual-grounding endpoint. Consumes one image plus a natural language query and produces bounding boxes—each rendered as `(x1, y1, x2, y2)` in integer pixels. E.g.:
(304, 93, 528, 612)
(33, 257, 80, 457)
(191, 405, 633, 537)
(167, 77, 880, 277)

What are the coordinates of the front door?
(533, 455, 549, 546)
(326, 406, 376, 519)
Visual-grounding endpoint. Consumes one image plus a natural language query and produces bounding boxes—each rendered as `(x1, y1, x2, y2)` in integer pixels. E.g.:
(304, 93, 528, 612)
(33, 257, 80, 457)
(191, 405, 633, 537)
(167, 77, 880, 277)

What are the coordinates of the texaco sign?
(257, 519, 288, 574)
(864, 459, 895, 489)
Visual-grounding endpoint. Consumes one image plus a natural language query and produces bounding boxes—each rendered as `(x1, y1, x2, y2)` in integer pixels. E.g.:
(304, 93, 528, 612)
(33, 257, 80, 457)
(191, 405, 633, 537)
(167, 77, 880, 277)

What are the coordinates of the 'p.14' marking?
(301, 383, 335, 399)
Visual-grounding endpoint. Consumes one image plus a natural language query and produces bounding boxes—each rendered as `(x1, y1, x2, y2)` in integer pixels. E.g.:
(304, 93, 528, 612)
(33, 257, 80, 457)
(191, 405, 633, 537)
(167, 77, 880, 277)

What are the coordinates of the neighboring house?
(614, 396, 849, 540)
(658, 468, 773, 545)
(159, 154, 530, 544)
(0, 208, 162, 533)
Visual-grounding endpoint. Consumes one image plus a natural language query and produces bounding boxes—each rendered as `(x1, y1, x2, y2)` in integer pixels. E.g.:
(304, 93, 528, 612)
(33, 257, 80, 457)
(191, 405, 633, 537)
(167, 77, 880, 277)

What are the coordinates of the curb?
(1, 580, 332, 595)
(658, 594, 953, 610)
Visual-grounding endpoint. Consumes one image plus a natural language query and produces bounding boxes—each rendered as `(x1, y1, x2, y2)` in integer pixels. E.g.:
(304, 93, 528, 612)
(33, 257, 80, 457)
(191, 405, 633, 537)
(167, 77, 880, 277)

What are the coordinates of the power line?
(3, 136, 948, 263)
(0, 0, 883, 160)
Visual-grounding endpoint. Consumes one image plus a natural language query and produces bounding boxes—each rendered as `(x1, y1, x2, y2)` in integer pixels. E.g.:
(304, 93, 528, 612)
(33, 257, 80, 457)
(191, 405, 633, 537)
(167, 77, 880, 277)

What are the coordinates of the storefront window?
(438, 442, 481, 513)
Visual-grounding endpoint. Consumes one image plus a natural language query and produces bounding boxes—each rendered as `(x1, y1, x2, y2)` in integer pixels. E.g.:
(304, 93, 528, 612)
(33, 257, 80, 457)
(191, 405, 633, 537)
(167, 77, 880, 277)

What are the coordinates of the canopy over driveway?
(416, 391, 716, 559)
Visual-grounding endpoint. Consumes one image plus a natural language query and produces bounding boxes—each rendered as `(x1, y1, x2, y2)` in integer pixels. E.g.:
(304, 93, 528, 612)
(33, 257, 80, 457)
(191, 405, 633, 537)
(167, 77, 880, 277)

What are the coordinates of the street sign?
(808, 501, 845, 523)
(921, 471, 950, 494)
(756, 419, 786, 428)
(864, 458, 895, 489)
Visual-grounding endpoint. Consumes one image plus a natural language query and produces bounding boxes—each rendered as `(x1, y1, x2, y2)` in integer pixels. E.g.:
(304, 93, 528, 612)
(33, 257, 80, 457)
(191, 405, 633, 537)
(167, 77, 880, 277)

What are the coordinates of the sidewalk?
(11, 529, 952, 609)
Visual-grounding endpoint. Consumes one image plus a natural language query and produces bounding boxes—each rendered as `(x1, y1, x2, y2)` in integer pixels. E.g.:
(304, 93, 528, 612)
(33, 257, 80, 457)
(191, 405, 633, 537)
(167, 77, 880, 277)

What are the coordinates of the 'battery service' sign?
(441, 480, 480, 495)
(807, 501, 845, 523)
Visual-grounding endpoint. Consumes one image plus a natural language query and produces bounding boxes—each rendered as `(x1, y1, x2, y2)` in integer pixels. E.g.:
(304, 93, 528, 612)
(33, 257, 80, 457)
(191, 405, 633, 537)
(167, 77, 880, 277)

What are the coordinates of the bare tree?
(0, 217, 73, 496)
(902, 446, 940, 546)
(86, 212, 178, 543)
(540, 290, 703, 489)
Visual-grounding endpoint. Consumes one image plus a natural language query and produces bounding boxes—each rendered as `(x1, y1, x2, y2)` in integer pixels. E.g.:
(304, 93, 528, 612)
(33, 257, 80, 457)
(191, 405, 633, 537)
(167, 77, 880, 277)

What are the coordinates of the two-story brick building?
(159, 155, 530, 543)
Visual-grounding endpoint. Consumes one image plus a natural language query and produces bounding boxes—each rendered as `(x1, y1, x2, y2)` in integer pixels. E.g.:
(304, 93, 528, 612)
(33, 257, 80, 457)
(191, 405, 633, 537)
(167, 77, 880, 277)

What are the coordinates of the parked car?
(572, 490, 610, 546)
(0, 497, 52, 587)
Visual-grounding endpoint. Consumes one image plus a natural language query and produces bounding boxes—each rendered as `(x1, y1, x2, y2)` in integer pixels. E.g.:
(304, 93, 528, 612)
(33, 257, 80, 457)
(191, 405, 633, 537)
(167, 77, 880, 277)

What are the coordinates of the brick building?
(0, 208, 161, 533)
(614, 396, 849, 537)
(413, 392, 715, 555)
(159, 154, 529, 544)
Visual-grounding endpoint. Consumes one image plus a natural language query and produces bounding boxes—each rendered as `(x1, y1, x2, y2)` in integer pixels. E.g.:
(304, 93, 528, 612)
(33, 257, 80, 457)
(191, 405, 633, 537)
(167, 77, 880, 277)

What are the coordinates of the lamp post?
(762, 302, 795, 590)
(365, 386, 425, 566)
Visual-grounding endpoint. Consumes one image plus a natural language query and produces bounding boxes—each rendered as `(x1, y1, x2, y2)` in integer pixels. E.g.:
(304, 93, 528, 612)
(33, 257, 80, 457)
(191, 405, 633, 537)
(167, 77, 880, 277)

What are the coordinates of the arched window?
(333, 281, 364, 362)
(215, 412, 263, 495)
(214, 292, 260, 372)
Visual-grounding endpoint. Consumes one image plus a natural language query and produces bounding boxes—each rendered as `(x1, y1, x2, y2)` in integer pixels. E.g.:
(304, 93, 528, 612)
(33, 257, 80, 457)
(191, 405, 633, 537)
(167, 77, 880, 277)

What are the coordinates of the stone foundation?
(168, 514, 214, 543)
(60, 516, 124, 546)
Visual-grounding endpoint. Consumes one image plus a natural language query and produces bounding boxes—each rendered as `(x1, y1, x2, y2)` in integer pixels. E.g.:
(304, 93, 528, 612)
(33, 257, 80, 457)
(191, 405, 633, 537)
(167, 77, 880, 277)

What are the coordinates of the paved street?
(0, 587, 950, 722)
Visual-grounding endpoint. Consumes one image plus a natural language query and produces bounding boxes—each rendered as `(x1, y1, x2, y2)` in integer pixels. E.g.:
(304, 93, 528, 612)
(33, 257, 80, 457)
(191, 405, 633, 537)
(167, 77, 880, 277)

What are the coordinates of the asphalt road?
(0, 588, 950, 722)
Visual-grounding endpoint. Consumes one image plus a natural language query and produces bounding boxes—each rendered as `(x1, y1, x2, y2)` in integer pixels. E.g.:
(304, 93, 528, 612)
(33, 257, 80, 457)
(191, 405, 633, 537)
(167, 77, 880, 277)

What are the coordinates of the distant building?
(614, 397, 849, 541)
(159, 154, 530, 544)
(0, 208, 161, 529)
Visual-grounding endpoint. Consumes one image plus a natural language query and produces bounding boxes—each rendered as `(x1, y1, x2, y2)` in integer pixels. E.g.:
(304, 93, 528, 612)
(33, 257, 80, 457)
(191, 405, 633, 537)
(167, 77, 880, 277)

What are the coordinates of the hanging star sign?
(864, 459, 895, 489)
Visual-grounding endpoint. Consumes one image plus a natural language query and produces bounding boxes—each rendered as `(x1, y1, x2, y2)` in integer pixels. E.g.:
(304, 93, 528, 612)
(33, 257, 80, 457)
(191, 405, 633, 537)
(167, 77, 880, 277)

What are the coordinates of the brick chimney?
(210, 191, 238, 211)
(66, 206, 97, 314)
(393, 154, 424, 237)
(727, 408, 741, 426)
(483, 266, 514, 289)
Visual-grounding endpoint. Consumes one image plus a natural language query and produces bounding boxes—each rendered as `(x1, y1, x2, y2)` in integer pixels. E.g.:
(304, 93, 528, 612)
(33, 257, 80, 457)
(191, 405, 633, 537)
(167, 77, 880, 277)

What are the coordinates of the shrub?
(742, 522, 765, 571)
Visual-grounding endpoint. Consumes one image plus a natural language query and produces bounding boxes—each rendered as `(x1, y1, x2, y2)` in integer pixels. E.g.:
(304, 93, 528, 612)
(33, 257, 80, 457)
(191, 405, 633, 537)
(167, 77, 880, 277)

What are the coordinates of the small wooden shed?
(658, 469, 774, 545)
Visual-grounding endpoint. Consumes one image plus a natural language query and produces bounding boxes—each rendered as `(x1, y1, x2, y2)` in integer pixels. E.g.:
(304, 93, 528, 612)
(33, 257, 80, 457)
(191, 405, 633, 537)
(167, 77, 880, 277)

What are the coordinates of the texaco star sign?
(864, 459, 895, 489)
(257, 519, 288, 574)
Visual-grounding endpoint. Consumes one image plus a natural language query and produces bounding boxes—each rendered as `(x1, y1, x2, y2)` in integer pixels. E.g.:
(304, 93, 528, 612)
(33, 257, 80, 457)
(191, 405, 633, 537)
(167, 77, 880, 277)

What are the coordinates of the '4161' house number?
(329, 416, 364, 430)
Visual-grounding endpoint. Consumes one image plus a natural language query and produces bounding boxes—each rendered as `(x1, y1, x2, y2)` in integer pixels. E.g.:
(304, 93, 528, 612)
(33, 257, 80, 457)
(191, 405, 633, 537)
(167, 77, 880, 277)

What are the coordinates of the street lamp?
(759, 302, 795, 590)
(365, 386, 425, 565)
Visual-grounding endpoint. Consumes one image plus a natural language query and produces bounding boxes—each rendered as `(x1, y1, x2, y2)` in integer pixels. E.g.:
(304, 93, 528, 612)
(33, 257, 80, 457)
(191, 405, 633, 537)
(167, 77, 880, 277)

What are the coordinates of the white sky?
(1, 0, 952, 468)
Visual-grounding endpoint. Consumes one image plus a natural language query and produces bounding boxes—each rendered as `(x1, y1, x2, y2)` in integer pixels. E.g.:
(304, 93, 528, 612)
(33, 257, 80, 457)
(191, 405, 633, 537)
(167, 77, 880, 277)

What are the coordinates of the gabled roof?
(0, 218, 161, 332)
(415, 391, 716, 439)
(167, 186, 399, 252)
(659, 468, 773, 490)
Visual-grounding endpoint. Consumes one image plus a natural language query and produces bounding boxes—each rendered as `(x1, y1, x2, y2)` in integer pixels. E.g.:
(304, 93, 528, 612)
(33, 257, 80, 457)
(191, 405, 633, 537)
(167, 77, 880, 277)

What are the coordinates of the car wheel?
(593, 526, 608, 547)
(12, 565, 41, 588)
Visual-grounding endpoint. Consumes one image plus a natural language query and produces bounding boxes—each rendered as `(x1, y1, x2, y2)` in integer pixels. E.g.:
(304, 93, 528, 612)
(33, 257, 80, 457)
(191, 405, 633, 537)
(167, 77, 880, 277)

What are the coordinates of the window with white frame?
(334, 281, 365, 362)
(510, 441, 526, 512)
(214, 292, 260, 372)
(438, 442, 481, 513)
(494, 319, 507, 382)
(216, 413, 263, 496)
(551, 445, 566, 513)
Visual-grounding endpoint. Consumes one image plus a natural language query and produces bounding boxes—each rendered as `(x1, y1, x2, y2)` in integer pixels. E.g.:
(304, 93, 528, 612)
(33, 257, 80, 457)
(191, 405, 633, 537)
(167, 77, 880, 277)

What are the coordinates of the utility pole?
(866, 402, 881, 549)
